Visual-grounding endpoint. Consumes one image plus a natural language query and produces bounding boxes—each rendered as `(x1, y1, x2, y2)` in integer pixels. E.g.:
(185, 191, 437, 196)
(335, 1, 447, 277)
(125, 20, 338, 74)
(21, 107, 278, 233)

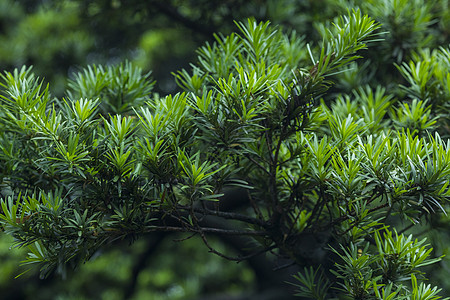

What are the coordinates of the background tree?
(0, 1, 450, 300)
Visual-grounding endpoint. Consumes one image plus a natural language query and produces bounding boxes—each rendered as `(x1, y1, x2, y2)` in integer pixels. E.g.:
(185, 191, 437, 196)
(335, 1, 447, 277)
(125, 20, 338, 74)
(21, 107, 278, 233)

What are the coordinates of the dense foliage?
(1, 1, 450, 299)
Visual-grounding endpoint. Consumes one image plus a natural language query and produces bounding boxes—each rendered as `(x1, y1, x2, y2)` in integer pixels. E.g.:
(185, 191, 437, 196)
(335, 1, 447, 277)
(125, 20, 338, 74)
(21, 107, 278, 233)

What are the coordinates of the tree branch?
(245, 153, 271, 177)
(143, 225, 267, 236)
(191, 206, 268, 227)
(321, 202, 390, 231)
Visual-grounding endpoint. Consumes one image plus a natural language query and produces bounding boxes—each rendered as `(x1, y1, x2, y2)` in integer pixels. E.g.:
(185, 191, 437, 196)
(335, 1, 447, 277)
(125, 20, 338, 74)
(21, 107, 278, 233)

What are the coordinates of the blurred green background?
(0, 0, 354, 97)
(0, 233, 257, 300)
(1, 0, 450, 299)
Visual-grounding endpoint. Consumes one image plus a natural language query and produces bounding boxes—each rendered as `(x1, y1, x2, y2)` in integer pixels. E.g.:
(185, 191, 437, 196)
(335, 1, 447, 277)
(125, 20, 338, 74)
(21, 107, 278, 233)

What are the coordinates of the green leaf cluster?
(0, 7, 448, 299)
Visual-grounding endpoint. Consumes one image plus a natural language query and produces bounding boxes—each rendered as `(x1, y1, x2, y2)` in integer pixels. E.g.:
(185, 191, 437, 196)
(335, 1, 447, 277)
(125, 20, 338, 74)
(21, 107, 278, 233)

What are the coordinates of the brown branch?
(264, 129, 274, 165)
(199, 230, 239, 260)
(245, 153, 271, 177)
(321, 202, 390, 231)
(273, 260, 296, 271)
(199, 229, 275, 262)
(237, 244, 277, 261)
(273, 135, 284, 169)
(143, 225, 267, 236)
(248, 190, 264, 220)
(172, 232, 197, 242)
(191, 206, 267, 227)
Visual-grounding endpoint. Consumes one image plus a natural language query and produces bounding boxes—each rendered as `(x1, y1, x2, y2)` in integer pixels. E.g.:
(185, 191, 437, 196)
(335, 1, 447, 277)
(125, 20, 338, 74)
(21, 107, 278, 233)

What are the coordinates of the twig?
(244, 153, 271, 177)
(321, 202, 390, 230)
(172, 232, 197, 242)
(199, 230, 242, 261)
(192, 206, 267, 227)
(143, 225, 266, 236)
(273, 260, 296, 271)
(248, 190, 264, 221)
(236, 244, 277, 262)
(264, 128, 274, 165)
(199, 230, 275, 262)
(398, 211, 426, 235)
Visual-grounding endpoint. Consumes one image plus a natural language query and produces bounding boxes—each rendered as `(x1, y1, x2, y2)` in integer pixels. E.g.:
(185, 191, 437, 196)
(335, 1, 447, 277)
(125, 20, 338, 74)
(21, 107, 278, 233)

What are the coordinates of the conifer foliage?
(0, 8, 449, 299)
